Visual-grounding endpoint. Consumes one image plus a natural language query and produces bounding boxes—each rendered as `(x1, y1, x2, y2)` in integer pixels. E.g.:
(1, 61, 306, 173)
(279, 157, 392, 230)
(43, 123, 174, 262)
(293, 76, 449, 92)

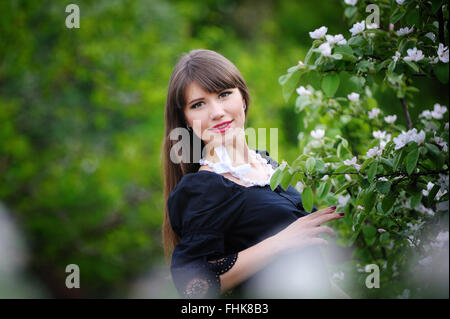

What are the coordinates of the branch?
(437, 5, 445, 45)
(400, 98, 413, 130)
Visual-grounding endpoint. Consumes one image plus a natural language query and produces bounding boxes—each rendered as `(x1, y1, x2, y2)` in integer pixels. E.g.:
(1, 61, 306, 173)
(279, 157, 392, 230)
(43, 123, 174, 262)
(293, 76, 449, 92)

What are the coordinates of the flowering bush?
(274, 0, 448, 298)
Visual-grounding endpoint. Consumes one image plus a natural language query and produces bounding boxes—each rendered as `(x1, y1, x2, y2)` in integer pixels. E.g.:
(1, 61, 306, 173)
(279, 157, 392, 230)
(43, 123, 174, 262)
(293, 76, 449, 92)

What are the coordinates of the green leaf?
(362, 225, 377, 246)
(280, 170, 293, 190)
(404, 60, 420, 73)
(317, 181, 331, 201)
(379, 232, 390, 245)
(382, 193, 396, 214)
(376, 181, 391, 195)
(295, 95, 311, 113)
(393, 149, 406, 171)
(363, 188, 377, 213)
(406, 147, 419, 175)
(360, 178, 370, 189)
(391, 8, 406, 24)
(410, 192, 422, 209)
(321, 73, 340, 97)
(344, 6, 357, 18)
(433, 63, 449, 84)
(281, 69, 304, 102)
(426, 184, 441, 207)
(270, 168, 283, 190)
(367, 161, 378, 181)
(306, 157, 316, 173)
(302, 186, 314, 213)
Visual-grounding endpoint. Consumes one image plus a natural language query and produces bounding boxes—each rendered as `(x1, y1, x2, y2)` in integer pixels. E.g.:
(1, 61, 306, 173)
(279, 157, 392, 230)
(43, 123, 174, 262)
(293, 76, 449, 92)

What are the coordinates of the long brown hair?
(161, 49, 250, 263)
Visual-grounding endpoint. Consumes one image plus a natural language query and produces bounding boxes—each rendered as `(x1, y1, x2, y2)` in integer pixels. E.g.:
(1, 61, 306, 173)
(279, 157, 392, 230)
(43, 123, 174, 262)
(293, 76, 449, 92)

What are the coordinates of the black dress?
(167, 150, 331, 298)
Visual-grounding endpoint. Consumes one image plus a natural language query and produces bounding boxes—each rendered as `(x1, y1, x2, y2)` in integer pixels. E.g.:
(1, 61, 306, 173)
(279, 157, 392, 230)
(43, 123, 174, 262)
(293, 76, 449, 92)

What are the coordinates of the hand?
(271, 206, 344, 253)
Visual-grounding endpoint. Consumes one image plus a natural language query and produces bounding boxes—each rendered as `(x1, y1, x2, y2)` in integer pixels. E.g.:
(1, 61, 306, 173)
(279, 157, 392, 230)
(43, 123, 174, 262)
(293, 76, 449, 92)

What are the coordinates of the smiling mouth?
(211, 120, 233, 130)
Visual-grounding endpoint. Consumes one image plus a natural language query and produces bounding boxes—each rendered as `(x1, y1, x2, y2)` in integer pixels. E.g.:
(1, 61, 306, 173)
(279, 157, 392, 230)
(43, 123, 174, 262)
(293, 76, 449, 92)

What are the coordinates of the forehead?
(185, 81, 209, 100)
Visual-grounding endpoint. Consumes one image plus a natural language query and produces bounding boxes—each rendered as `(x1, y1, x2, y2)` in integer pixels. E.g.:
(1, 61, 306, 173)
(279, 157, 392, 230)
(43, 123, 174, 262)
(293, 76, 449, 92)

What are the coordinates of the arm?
(330, 280, 352, 299)
(219, 206, 344, 294)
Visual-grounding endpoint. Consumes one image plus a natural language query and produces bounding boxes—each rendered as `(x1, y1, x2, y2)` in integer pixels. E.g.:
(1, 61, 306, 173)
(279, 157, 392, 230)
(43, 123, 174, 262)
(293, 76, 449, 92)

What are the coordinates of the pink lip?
(211, 120, 233, 133)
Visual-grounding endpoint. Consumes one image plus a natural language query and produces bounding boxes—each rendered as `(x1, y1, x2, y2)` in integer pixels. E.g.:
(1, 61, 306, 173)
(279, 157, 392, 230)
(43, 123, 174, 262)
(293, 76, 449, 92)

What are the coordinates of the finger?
(310, 225, 335, 238)
(313, 212, 344, 226)
(307, 237, 329, 247)
(303, 206, 337, 221)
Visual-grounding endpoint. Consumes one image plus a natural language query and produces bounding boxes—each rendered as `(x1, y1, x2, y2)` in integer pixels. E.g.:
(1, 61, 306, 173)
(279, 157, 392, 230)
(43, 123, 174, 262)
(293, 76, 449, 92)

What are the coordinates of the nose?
(209, 100, 225, 120)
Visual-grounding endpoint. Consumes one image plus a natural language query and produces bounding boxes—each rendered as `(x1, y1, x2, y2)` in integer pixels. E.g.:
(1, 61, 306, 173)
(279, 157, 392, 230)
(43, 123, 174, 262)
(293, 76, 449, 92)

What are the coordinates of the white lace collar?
(198, 145, 275, 187)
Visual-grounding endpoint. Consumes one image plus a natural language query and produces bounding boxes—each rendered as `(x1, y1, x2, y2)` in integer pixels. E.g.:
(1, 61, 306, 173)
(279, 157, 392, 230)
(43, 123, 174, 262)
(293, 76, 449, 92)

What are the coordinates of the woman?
(162, 49, 347, 298)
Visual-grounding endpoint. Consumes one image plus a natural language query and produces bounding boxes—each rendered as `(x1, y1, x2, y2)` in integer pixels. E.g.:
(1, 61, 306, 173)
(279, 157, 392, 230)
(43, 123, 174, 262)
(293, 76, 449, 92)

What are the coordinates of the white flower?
(431, 103, 447, 119)
(350, 20, 365, 36)
(321, 175, 329, 181)
(296, 181, 305, 193)
(384, 115, 397, 124)
(378, 228, 386, 233)
(393, 128, 426, 150)
(343, 157, 361, 170)
(425, 32, 436, 42)
(298, 60, 306, 67)
(347, 92, 360, 102)
(392, 51, 401, 62)
(373, 130, 388, 140)
(311, 129, 325, 139)
(378, 177, 389, 182)
(344, 0, 357, 6)
(357, 205, 364, 210)
(437, 43, 449, 63)
(337, 194, 351, 207)
(309, 26, 328, 39)
(368, 108, 381, 119)
(419, 110, 433, 119)
(403, 47, 424, 62)
(415, 204, 435, 216)
(318, 42, 332, 57)
(296, 86, 312, 96)
(422, 182, 434, 196)
(345, 174, 352, 182)
(429, 56, 439, 64)
(445, 122, 449, 131)
(396, 26, 414, 36)
(418, 256, 432, 266)
(434, 136, 448, 152)
(367, 146, 382, 158)
(326, 34, 347, 45)
(396, 0, 405, 4)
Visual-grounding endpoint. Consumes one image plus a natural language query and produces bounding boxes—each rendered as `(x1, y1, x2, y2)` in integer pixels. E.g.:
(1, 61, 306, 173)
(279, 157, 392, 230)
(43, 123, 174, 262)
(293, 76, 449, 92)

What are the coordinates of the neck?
(203, 138, 256, 167)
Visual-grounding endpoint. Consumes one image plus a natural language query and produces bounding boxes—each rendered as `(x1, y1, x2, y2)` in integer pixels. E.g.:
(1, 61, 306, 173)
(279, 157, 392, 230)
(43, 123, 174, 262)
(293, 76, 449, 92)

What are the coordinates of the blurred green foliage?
(0, 0, 447, 297)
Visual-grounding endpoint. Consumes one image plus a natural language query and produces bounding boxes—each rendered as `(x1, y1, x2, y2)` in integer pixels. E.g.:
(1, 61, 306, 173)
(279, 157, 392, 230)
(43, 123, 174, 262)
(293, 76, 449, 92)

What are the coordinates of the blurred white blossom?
(384, 115, 397, 124)
(437, 43, 449, 63)
(350, 21, 365, 36)
(368, 108, 381, 119)
(296, 86, 312, 96)
(347, 92, 360, 101)
(403, 47, 424, 62)
(311, 129, 325, 139)
(344, 0, 357, 6)
(318, 42, 332, 57)
(309, 26, 328, 39)
(397, 26, 414, 36)
(392, 51, 401, 62)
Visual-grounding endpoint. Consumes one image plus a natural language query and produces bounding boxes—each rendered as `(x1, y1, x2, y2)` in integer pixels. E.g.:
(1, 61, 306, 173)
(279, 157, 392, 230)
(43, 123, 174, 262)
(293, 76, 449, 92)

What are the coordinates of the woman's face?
(184, 81, 246, 147)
